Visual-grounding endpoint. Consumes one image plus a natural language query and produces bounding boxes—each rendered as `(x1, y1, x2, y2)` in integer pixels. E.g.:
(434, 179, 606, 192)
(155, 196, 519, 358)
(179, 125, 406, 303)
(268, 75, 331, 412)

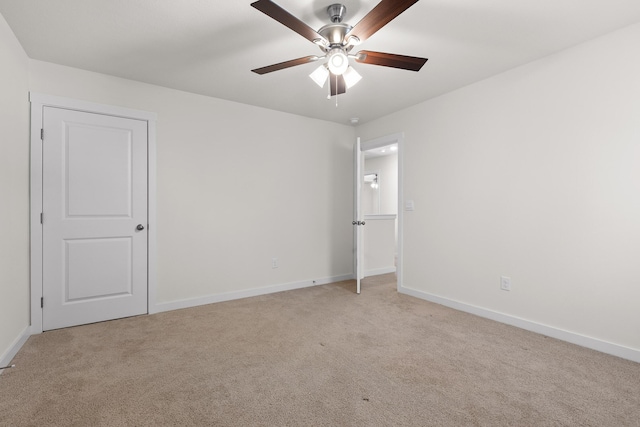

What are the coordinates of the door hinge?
(40, 128, 44, 140)
(41, 297, 43, 308)
(40, 213, 43, 224)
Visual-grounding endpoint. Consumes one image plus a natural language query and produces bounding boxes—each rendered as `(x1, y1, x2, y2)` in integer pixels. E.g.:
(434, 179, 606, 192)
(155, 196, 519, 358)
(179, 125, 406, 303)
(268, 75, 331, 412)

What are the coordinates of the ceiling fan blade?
(355, 50, 428, 71)
(252, 56, 319, 75)
(251, 0, 326, 44)
(330, 73, 346, 96)
(348, 0, 420, 43)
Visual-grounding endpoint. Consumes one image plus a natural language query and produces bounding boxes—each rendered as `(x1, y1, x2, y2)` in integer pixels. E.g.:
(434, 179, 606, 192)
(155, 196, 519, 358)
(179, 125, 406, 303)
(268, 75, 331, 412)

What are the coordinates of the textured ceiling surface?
(1, 0, 639, 125)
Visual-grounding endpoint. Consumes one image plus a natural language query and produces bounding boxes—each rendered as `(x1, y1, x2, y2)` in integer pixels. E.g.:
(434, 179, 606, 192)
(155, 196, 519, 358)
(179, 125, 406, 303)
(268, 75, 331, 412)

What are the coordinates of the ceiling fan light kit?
(251, 0, 428, 99)
(342, 66, 362, 88)
(310, 65, 329, 87)
(327, 48, 349, 75)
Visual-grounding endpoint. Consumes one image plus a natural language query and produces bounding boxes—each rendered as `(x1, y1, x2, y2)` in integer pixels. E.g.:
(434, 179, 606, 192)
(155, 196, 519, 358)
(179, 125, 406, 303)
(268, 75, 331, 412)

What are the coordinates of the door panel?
(65, 237, 132, 301)
(66, 124, 133, 217)
(42, 107, 148, 330)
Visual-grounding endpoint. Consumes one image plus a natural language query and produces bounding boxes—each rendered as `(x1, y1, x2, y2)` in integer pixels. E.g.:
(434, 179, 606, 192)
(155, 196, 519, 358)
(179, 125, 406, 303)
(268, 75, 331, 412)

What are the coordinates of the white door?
(353, 137, 364, 294)
(42, 107, 148, 330)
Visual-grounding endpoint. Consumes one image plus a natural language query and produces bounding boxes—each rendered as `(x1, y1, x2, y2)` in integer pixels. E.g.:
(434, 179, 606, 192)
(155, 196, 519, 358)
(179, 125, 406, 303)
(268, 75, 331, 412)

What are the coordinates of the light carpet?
(1, 274, 639, 426)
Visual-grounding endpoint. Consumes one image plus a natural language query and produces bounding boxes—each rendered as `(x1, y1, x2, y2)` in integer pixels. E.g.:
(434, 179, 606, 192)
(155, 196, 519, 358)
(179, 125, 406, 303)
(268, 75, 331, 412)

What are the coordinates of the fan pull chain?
(335, 74, 339, 108)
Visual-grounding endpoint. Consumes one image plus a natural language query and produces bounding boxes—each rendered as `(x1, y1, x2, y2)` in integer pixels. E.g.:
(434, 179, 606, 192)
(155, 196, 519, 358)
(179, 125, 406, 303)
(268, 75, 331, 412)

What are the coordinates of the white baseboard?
(152, 274, 353, 314)
(365, 267, 396, 277)
(399, 286, 640, 364)
(0, 326, 31, 373)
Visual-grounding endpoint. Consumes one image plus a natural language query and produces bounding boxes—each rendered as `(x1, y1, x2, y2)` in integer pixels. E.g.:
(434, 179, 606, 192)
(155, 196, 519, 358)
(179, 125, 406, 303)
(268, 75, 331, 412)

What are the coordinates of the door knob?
(136, 224, 145, 231)
(352, 221, 357, 225)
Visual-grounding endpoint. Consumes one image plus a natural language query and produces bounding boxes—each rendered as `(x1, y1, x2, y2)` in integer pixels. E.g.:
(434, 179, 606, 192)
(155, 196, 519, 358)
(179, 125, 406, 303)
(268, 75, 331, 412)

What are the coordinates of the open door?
(353, 137, 364, 294)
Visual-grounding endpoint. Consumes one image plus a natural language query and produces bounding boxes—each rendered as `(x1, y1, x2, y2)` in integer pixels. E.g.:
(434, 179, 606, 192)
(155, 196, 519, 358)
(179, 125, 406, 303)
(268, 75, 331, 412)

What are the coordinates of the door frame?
(359, 132, 404, 291)
(29, 93, 158, 334)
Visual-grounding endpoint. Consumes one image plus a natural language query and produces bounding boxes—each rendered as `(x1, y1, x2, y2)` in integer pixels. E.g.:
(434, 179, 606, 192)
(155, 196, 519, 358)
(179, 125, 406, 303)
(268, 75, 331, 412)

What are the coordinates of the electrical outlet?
(272, 258, 278, 269)
(500, 276, 511, 291)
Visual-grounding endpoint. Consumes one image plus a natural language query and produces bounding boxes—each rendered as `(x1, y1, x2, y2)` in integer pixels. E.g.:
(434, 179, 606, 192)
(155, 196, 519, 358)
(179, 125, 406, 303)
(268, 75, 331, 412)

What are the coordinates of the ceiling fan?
(251, 0, 428, 97)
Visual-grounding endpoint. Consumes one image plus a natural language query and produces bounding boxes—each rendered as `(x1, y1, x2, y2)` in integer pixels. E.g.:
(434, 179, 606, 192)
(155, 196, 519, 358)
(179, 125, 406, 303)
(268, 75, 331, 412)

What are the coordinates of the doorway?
(29, 93, 157, 333)
(358, 133, 404, 291)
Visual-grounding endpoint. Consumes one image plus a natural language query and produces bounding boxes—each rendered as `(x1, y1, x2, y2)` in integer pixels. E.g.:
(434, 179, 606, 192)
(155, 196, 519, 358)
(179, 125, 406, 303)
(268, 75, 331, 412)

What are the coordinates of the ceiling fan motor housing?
(327, 4, 346, 23)
(318, 23, 352, 46)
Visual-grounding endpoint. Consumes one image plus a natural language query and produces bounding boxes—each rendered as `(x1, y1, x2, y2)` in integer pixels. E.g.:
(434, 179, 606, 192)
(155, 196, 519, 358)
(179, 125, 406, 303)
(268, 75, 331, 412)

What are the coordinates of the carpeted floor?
(1, 274, 639, 426)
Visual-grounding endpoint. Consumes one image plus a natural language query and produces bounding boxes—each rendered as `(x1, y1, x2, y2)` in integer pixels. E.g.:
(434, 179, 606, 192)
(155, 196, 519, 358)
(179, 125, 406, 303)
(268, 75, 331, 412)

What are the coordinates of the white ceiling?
(364, 143, 397, 159)
(1, 0, 639, 125)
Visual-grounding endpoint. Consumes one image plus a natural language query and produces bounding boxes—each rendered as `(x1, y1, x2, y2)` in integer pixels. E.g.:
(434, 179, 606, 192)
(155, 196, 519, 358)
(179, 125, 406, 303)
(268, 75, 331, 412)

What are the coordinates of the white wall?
(28, 60, 355, 308)
(357, 23, 640, 355)
(0, 13, 30, 364)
